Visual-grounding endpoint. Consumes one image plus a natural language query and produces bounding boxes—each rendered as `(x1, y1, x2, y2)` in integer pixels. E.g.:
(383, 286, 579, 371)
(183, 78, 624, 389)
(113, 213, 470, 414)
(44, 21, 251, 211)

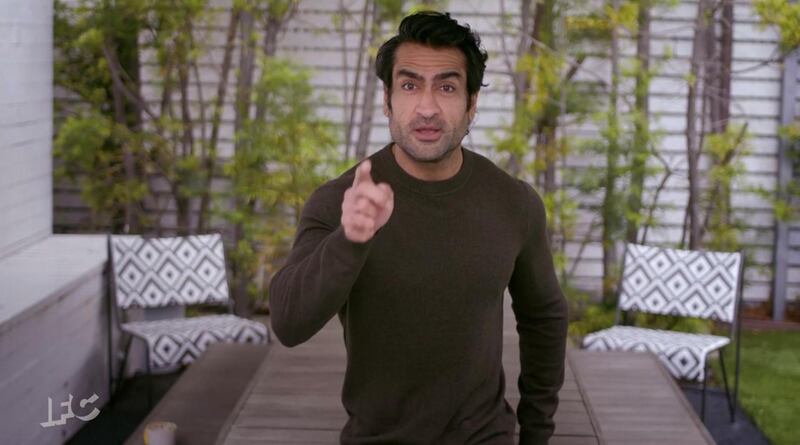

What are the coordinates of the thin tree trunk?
(515, 0, 533, 100)
(602, 0, 622, 304)
(701, 0, 735, 242)
(531, 0, 555, 191)
(159, 49, 176, 120)
(173, 12, 196, 235)
(718, 0, 733, 128)
(715, 0, 734, 235)
(344, 1, 371, 161)
(256, 4, 296, 120)
(235, 11, 256, 135)
(198, 10, 241, 232)
(685, 0, 712, 250)
(505, 0, 533, 177)
(626, 0, 651, 244)
(232, 8, 257, 317)
(175, 195, 191, 235)
(354, 3, 381, 160)
(110, 56, 135, 233)
(705, 6, 721, 134)
(105, 23, 144, 233)
(102, 40, 160, 127)
(338, 0, 351, 159)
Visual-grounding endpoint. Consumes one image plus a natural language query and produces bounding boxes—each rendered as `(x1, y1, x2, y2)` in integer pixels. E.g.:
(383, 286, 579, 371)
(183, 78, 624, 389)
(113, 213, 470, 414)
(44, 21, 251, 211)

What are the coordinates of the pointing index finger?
(353, 159, 373, 186)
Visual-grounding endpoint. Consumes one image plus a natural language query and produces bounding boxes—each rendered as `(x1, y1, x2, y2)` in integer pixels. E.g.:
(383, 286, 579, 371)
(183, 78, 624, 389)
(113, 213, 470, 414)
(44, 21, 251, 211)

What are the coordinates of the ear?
(468, 92, 479, 122)
(383, 87, 391, 116)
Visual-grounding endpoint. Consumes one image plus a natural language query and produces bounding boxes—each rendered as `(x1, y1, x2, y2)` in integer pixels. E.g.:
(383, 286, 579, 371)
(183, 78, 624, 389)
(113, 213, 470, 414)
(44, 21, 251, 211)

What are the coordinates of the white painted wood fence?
(52, 0, 800, 305)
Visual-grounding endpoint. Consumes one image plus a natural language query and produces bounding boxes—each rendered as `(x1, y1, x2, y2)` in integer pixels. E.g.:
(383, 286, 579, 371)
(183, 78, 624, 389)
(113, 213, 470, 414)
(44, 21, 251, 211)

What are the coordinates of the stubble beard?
(388, 113, 471, 164)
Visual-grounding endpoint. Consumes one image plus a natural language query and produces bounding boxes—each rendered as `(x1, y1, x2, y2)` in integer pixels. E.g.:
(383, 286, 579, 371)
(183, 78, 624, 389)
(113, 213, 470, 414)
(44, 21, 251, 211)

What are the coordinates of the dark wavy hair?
(375, 11, 488, 109)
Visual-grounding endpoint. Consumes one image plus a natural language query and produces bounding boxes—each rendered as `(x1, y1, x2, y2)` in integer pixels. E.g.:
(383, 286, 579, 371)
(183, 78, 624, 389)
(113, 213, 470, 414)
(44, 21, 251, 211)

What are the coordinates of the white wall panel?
(0, 0, 52, 257)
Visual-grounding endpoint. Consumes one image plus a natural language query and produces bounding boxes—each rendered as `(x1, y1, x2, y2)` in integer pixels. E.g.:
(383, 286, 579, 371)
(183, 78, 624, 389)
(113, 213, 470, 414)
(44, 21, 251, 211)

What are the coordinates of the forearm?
(516, 295, 568, 444)
(269, 225, 371, 346)
(510, 180, 569, 443)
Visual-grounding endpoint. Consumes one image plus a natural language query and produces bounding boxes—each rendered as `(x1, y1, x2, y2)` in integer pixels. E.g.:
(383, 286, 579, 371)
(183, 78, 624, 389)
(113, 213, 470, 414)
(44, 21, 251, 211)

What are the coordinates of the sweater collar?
(373, 143, 474, 196)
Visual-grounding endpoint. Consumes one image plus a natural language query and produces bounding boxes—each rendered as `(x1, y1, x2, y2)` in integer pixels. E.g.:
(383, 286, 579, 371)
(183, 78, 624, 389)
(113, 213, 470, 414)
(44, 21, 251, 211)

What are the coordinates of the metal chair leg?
(106, 328, 114, 407)
(719, 348, 735, 422)
(734, 313, 742, 422)
(145, 345, 153, 410)
(106, 263, 114, 406)
(701, 361, 708, 422)
(113, 335, 134, 396)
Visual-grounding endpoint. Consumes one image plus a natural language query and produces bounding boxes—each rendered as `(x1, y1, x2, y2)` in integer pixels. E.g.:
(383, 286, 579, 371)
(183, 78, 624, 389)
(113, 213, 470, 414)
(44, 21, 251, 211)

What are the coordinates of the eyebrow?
(396, 68, 463, 82)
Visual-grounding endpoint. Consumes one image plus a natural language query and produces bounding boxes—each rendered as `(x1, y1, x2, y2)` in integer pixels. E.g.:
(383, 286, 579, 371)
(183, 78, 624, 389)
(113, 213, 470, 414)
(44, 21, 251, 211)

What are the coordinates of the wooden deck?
(216, 297, 714, 445)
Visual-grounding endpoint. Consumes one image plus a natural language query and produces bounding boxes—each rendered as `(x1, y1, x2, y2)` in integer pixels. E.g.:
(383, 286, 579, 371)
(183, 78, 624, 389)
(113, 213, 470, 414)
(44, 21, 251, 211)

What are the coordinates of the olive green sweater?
(269, 144, 568, 444)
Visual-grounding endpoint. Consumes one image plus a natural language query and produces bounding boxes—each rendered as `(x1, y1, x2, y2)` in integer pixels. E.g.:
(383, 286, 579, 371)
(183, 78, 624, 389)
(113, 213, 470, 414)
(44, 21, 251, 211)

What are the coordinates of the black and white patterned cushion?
(582, 326, 730, 381)
(581, 243, 742, 382)
(122, 314, 269, 368)
(110, 234, 229, 309)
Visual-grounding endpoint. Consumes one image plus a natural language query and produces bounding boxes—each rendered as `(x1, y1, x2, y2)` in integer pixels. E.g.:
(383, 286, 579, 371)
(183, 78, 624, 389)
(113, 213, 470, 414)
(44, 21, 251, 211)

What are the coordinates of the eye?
(401, 82, 416, 91)
(440, 84, 456, 93)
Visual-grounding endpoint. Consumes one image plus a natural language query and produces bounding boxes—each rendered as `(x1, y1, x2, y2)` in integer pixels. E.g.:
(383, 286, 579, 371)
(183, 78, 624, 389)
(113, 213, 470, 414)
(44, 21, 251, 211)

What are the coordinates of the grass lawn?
(713, 330, 800, 445)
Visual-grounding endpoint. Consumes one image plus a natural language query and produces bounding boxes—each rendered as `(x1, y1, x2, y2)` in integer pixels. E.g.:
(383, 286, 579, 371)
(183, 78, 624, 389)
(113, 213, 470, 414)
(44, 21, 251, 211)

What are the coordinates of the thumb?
(353, 159, 373, 186)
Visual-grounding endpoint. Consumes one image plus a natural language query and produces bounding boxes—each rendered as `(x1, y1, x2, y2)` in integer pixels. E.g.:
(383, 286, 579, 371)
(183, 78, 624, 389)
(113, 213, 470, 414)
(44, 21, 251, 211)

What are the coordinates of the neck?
(391, 144, 464, 181)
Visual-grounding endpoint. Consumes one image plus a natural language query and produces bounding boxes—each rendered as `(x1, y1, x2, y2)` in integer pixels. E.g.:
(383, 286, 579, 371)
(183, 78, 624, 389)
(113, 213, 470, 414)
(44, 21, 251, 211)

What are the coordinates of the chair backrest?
(109, 233, 230, 310)
(618, 243, 743, 323)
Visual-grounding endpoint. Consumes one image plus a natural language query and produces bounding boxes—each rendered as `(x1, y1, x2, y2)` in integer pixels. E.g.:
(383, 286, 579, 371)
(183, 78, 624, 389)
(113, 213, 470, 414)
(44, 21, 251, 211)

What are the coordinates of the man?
(269, 11, 568, 445)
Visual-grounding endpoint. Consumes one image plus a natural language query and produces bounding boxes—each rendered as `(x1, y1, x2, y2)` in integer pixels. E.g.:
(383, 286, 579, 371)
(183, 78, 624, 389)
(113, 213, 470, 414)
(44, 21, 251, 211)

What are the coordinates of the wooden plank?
(569, 350, 715, 445)
(218, 298, 711, 445)
(124, 343, 269, 445)
(224, 427, 341, 444)
(218, 295, 598, 444)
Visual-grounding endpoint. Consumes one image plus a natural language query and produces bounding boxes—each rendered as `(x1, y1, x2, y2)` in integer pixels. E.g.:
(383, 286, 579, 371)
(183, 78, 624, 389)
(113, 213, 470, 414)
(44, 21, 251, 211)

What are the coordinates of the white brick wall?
(0, 0, 53, 257)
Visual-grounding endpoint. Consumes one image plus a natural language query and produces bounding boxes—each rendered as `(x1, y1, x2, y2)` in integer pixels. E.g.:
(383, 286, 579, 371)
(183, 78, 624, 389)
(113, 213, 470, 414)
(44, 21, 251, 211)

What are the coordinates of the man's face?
(384, 42, 477, 163)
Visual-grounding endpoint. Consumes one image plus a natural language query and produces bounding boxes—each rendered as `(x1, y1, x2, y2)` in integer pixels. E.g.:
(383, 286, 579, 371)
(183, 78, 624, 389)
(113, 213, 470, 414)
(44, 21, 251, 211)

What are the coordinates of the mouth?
(413, 127, 442, 142)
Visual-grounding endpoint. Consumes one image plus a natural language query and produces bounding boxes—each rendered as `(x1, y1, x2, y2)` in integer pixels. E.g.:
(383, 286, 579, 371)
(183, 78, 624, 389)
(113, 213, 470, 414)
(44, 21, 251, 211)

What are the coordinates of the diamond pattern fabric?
(618, 243, 741, 322)
(122, 314, 269, 368)
(110, 234, 229, 309)
(582, 326, 730, 381)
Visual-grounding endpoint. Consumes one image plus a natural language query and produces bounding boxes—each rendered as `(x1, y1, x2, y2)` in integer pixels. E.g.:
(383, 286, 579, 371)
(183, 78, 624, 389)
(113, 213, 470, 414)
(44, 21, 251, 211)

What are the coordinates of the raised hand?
(341, 160, 394, 243)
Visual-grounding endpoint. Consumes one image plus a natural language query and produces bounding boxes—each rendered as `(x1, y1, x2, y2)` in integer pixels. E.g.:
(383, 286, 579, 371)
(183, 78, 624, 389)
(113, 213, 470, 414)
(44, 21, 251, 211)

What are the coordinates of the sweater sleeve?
(508, 181, 569, 445)
(268, 182, 373, 347)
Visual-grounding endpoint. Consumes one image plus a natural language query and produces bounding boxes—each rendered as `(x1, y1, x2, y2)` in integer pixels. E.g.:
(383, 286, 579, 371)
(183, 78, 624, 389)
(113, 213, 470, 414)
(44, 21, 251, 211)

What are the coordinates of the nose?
(414, 87, 439, 119)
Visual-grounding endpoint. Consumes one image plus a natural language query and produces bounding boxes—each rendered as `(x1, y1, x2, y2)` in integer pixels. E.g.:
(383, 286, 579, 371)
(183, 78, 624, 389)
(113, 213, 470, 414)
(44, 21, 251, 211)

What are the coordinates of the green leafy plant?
(223, 58, 341, 312)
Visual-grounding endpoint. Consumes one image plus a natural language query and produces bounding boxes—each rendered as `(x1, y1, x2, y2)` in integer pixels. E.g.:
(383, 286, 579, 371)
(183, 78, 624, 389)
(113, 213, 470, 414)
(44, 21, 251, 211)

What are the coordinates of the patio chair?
(581, 243, 743, 422)
(106, 233, 269, 408)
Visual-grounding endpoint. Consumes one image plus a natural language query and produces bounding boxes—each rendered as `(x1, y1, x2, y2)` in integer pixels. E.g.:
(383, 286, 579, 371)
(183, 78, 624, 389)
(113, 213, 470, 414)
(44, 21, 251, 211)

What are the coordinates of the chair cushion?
(582, 326, 730, 381)
(122, 314, 269, 368)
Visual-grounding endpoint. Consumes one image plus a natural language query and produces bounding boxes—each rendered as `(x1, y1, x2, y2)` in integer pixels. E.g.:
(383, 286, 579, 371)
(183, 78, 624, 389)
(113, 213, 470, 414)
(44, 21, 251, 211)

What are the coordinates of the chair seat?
(122, 314, 269, 368)
(582, 326, 730, 381)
